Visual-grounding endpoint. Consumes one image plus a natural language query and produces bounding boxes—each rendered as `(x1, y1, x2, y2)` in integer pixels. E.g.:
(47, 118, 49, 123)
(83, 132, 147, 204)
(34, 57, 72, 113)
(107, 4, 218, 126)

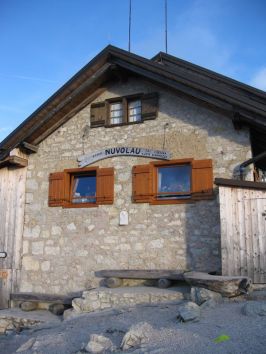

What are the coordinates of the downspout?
(239, 151, 266, 180)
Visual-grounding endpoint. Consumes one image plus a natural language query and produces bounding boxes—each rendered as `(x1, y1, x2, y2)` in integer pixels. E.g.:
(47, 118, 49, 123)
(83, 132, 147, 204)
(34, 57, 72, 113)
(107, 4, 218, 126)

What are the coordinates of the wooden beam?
(95, 269, 186, 280)
(0, 156, 28, 169)
(10, 292, 73, 305)
(215, 178, 266, 190)
(20, 141, 39, 153)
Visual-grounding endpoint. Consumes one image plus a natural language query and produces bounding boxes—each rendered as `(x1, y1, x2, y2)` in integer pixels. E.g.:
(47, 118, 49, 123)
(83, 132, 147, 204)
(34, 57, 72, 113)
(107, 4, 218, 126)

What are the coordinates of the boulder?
(177, 302, 201, 322)
(242, 301, 266, 316)
(49, 303, 65, 316)
(16, 338, 36, 352)
(20, 301, 38, 311)
(85, 334, 115, 353)
(191, 287, 223, 306)
(121, 322, 153, 351)
(0, 319, 9, 335)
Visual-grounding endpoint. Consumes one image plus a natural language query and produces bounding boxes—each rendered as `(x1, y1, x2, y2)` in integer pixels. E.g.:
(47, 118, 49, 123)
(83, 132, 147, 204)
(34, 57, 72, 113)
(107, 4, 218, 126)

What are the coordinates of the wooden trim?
(20, 141, 38, 153)
(0, 156, 28, 169)
(215, 178, 266, 190)
(150, 158, 193, 167)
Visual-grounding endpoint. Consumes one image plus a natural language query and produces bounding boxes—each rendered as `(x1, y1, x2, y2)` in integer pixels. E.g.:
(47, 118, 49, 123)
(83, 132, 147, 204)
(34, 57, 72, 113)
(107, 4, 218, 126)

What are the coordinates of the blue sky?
(0, 0, 266, 142)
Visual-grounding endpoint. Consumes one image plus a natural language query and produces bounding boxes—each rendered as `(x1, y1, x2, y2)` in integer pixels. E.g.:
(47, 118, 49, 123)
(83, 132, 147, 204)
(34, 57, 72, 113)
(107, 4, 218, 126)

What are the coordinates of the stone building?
(0, 46, 266, 307)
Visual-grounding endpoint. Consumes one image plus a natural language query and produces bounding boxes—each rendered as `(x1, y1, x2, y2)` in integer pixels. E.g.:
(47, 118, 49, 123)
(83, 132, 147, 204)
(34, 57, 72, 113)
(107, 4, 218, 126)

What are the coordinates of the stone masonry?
(20, 77, 251, 294)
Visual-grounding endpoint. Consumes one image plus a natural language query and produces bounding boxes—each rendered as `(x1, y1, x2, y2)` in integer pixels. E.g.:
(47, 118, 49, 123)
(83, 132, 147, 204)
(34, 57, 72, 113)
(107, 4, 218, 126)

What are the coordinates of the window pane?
(110, 102, 123, 125)
(157, 165, 191, 199)
(128, 100, 141, 122)
(72, 173, 96, 203)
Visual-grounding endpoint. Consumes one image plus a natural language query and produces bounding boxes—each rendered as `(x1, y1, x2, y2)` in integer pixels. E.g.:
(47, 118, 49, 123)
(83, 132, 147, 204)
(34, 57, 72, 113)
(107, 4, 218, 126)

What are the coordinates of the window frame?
(151, 158, 194, 205)
(106, 93, 143, 127)
(64, 167, 100, 208)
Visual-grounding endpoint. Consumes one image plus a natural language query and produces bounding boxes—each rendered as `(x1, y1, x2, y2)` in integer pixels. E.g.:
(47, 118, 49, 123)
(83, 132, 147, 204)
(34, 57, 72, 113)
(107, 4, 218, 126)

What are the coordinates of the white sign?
(78, 147, 171, 167)
(119, 211, 129, 226)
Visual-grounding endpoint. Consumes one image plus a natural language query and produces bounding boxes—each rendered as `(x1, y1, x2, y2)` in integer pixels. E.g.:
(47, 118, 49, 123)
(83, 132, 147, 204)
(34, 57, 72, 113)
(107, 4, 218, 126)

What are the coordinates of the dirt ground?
(1, 300, 266, 354)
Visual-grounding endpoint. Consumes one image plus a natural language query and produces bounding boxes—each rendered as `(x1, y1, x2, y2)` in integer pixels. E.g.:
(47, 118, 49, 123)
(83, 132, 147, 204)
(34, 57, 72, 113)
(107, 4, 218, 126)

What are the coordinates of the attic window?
(110, 102, 123, 125)
(90, 93, 158, 128)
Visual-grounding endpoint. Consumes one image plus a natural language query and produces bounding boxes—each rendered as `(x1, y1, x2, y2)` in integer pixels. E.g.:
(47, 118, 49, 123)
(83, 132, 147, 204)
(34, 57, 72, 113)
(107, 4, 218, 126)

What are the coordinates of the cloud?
(0, 73, 58, 84)
(250, 68, 266, 91)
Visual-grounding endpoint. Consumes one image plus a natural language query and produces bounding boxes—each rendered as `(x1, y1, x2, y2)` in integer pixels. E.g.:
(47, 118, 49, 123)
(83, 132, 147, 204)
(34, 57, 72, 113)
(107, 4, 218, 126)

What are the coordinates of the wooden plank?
(219, 186, 229, 275)
(237, 188, 247, 277)
(250, 195, 259, 283)
(183, 271, 251, 297)
(20, 141, 39, 153)
(215, 178, 266, 191)
(243, 191, 254, 280)
(95, 269, 185, 280)
(10, 293, 73, 305)
(256, 197, 266, 283)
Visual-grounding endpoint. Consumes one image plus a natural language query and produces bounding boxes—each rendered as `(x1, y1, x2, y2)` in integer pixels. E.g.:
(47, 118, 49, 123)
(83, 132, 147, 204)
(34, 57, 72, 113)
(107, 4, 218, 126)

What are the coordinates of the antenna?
(128, 0, 132, 52)
(165, 0, 168, 53)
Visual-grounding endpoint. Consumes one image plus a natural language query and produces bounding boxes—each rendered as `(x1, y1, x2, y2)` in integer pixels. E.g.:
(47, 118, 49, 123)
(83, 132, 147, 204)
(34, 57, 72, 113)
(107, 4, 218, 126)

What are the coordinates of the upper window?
(132, 159, 213, 205)
(128, 99, 142, 123)
(110, 102, 123, 125)
(90, 93, 158, 128)
(48, 167, 114, 208)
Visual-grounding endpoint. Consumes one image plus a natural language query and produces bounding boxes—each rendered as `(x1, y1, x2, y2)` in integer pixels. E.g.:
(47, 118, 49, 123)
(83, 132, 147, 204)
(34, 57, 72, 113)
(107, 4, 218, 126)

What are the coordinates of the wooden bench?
(95, 269, 186, 288)
(10, 292, 74, 307)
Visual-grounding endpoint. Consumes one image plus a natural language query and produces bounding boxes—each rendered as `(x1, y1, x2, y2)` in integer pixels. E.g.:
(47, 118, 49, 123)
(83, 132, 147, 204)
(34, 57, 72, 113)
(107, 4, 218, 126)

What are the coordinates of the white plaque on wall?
(119, 211, 129, 226)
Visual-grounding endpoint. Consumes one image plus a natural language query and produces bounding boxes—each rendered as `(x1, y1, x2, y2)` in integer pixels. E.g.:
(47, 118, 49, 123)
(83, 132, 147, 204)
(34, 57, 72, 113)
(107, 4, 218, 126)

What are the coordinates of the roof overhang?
(1, 45, 266, 161)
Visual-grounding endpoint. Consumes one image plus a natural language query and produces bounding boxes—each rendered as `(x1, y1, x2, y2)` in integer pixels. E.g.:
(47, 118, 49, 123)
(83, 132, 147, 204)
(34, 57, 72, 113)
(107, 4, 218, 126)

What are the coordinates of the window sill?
(150, 198, 194, 205)
(63, 202, 99, 208)
(105, 120, 143, 128)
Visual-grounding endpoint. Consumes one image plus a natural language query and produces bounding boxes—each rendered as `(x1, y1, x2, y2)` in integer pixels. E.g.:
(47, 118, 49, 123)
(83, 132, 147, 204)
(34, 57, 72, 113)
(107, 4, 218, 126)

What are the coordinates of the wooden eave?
(215, 178, 266, 190)
(0, 45, 266, 160)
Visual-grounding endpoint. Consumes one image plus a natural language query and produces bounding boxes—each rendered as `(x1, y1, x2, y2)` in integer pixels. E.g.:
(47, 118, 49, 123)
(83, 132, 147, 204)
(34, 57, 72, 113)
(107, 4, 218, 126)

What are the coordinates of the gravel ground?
(1, 300, 266, 354)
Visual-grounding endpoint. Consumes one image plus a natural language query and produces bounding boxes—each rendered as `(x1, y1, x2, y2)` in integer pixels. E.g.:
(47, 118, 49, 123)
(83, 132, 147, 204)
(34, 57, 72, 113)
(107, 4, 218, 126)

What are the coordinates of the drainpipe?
(239, 151, 266, 180)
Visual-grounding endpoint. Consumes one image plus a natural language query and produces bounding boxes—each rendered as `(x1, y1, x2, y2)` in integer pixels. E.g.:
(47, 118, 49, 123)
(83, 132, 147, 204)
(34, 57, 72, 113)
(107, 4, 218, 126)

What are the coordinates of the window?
(48, 167, 114, 208)
(128, 99, 141, 122)
(90, 93, 158, 128)
(71, 171, 96, 204)
(132, 159, 213, 204)
(157, 164, 191, 200)
(110, 102, 123, 125)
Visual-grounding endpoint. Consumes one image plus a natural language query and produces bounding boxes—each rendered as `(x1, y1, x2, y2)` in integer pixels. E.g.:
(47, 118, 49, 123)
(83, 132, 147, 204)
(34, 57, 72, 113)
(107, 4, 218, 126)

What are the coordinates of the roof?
(1, 45, 266, 160)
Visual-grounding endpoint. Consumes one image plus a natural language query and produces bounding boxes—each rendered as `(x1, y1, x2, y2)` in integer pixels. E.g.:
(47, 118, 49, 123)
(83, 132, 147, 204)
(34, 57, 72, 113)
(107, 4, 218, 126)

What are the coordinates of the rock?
(0, 319, 9, 335)
(242, 301, 266, 316)
(191, 287, 223, 306)
(20, 301, 38, 311)
(85, 334, 115, 353)
(177, 302, 201, 322)
(16, 338, 36, 352)
(63, 308, 78, 320)
(200, 299, 217, 309)
(121, 322, 152, 351)
(49, 303, 65, 316)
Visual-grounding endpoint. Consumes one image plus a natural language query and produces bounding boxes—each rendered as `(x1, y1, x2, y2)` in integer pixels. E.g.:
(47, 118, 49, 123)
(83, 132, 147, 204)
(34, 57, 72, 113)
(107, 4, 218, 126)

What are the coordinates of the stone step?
(72, 286, 190, 314)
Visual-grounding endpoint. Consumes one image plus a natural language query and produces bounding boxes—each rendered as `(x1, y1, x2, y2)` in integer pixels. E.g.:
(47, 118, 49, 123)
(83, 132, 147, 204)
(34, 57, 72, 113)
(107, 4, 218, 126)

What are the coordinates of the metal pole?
(128, 0, 132, 52)
(165, 0, 168, 53)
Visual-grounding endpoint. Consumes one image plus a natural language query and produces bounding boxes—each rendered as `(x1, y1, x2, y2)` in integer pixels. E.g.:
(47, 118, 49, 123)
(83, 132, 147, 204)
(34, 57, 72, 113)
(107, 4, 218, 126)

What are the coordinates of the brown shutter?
(97, 167, 114, 204)
(132, 164, 152, 203)
(191, 159, 213, 199)
(141, 93, 159, 121)
(48, 172, 65, 207)
(90, 101, 106, 127)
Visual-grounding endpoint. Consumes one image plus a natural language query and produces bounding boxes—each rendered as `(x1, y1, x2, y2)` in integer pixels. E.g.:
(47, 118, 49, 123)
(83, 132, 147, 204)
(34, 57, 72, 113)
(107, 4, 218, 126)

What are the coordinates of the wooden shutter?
(90, 101, 106, 127)
(97, 167, 114, 204)
(191, 159, 213, 199)
(141, 93, 159, 121)
(132, 164, 152, 203)
(48, 172, 65, 207)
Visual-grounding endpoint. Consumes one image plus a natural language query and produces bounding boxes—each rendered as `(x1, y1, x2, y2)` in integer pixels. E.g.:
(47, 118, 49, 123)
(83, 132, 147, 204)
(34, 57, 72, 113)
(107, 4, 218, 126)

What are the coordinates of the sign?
(0, 252, 7, 259)
(78, 147, 171, 167)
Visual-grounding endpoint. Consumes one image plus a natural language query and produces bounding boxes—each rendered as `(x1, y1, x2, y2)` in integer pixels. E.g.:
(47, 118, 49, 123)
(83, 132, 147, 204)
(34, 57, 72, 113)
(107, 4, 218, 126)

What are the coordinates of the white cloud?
(250, 68, 266, 91)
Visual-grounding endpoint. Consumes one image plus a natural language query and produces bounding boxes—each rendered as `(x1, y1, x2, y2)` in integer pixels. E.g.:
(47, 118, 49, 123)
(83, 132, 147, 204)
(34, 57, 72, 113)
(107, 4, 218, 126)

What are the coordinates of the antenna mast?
(165, 0, 168, 53)
(128, 0, 132, 52)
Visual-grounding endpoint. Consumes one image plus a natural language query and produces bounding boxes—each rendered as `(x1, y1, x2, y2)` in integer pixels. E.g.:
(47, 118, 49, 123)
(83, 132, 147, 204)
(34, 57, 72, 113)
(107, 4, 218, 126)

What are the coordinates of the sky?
(0, 0, 266, 143)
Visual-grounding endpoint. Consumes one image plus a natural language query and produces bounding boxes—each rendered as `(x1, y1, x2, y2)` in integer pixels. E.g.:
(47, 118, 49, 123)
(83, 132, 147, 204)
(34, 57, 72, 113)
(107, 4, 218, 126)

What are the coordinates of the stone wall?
(20, 77, 251, 294)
